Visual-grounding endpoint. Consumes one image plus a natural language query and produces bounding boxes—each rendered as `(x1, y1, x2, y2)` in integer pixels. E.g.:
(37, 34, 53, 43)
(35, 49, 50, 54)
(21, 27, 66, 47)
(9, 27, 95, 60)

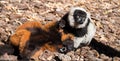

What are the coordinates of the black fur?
(26, 27, 62, 45)
(21, 27, 72, 59)
(73, 10, 87, 24)
(0, 44, 14, 56)
(59, 13, 90, 37)
(63, 39, 74, 52)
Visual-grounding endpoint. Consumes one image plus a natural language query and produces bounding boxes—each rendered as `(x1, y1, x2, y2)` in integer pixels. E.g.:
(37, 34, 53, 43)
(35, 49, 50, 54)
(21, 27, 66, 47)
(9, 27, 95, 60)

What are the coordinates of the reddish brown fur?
(16, 21, 44, 31)
(31, 42, 61, 60)
(59, 29, 74, 42)
(10, 20, 74, 60)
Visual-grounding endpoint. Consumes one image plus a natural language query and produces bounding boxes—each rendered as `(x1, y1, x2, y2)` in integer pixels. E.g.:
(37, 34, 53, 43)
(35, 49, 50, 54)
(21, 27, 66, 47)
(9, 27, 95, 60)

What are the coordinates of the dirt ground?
(0, 0, 120, 61)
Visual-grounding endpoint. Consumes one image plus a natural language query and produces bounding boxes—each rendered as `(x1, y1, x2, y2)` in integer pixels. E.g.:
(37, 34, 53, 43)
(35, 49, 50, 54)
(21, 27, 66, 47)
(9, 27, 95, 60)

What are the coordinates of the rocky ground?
(0, 0, 120, 61)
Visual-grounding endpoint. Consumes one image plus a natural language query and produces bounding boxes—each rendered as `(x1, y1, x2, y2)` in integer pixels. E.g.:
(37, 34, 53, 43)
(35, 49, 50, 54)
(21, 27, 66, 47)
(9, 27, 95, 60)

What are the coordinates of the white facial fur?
(68, 7, 91, 28)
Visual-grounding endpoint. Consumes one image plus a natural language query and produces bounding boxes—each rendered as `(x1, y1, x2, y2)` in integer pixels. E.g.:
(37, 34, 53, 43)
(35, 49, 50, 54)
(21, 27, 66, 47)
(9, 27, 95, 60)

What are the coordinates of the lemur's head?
(59, 39, 74, 53)
(59, 7, 91, 29)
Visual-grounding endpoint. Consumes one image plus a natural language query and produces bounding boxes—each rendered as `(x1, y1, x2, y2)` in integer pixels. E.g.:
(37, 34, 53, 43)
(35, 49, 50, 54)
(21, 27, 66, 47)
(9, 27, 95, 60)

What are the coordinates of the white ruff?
(74, 21, 96, 48)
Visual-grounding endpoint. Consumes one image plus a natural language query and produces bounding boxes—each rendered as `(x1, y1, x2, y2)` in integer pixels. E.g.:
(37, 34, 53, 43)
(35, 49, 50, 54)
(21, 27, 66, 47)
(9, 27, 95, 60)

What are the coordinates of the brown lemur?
(10, 20, 74, 60)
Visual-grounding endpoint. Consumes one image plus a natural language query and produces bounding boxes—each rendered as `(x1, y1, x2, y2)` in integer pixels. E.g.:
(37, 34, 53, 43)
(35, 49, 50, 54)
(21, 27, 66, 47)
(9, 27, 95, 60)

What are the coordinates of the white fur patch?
(74, 36, 85, 48)
(74, 21, 96, 48)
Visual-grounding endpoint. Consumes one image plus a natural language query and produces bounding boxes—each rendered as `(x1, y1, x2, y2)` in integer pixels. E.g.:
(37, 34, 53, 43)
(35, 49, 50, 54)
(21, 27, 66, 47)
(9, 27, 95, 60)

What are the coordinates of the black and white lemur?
(59, 7, 96, 49)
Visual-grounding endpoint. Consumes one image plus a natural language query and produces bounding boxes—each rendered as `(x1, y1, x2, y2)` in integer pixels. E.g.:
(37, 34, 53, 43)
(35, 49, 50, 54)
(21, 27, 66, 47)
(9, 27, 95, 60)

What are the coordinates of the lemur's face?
(59, 40, 74, 53)
(68, 7, 89, 28)
(73, 10, 86, 24)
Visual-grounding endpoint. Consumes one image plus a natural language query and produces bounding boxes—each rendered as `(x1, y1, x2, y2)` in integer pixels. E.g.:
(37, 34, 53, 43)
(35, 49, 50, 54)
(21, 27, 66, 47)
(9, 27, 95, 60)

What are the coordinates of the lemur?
(59, 7, 96, 49)
(10, 20, 74, 60)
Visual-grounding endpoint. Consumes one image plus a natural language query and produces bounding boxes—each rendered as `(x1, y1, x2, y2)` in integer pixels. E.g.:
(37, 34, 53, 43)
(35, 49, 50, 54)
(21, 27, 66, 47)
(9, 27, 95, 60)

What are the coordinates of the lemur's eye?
(76, 16, 86, 24)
